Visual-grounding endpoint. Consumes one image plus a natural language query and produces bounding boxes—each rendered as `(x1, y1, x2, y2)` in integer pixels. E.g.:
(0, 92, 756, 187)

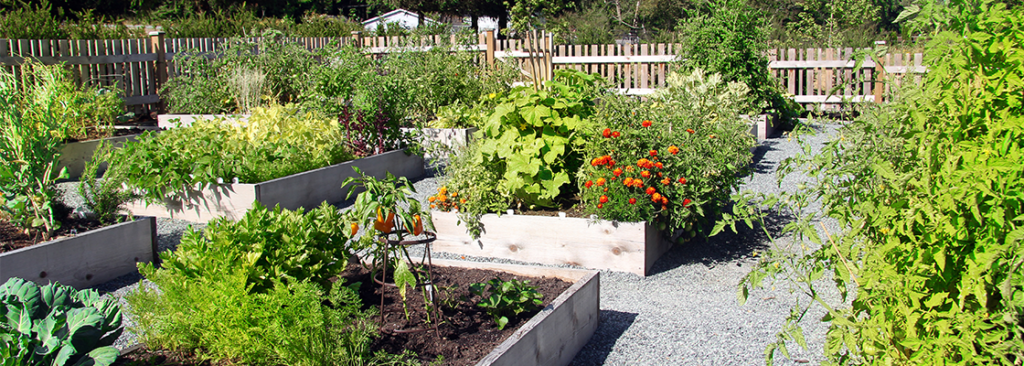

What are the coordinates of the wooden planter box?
(58, 134, 142, 180)
(430, 259, 599, 366)
(401, 127, 478, 152)
(745, 113, 779, 140)
(126, 150, 425, 223)
(431, 211, 673, 276)
(0, 217, 157, 289)
(157, 114, 248, 129)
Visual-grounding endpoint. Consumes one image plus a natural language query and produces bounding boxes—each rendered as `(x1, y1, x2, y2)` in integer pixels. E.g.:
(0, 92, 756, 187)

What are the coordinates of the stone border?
(0, 217, 157, 289)
(431, 211, 673, 276)
(126, 150, 425, 223)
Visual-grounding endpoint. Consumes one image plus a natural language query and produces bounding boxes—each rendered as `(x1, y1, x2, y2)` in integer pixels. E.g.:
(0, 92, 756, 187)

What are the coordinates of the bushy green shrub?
(581, 68, 755, 237)
(731, 1, 1024, 364)
(102, 104, 352, 204)
(17, 62, 124, 141)
(0, 278, 123, 366)
(128, 203, 377, 365)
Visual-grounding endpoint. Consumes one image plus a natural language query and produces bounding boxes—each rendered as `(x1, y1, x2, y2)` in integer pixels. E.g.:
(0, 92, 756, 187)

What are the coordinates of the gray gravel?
(67, 119, 846, 364)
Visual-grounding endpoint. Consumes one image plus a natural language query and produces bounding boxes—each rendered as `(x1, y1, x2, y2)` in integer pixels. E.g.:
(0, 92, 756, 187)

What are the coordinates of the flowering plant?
(579, 94, 755, 239)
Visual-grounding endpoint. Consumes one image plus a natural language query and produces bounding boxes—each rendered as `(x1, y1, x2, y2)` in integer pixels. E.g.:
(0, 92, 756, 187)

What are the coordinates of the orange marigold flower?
(652, 193, 662, 202)
(642, 120, 653, 127)
(655, 162, 664, 169)
(437, 195, 447, 202)
(686, 128, 695, 134)
(611, 131, 621, 138)
(602, 128, 612, 138)
(626, 166, 634, 172)
(683, 198, 692, 207)
(649, 150, 658, 157)
(662, 204, 668, 210)
(451, 192, 458, 197)
(661, 196, 669, 205)
(641, 170, 651, 178)
(597, 203, 604, 209)
(657, 172, 663, 178)
(591, 158, 600, 166)
(439, 187, 448, 195)
(678, 177, 687, 184)
(629, 197, 637, 204)
(430, 204, 436, 209)
(613, 168, 623, 177)
(585, 180, 594, 188)
(661, 178, 670, 185)
(599, 195, 609, 203)
(631, 180, 644, 188)
(645, 187, 656, 195)
(610, 176, 617, 181)
(668, 145, 679, 154)
(460, 199, 466, 204)
(428, 196, 436, 202)
(623, 177, 634, 186)
(596, 178, 606, 186)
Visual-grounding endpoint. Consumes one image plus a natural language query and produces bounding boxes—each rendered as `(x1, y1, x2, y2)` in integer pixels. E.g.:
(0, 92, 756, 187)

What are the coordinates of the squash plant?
(473, 69, 601, 209)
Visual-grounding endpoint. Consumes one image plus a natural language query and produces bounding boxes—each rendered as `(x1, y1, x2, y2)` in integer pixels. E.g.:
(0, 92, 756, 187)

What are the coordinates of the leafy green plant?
(78, 141, 137, 226)
(0, 68, 68, 239)
(17, 61, 124, 142)
(725, 2, 1024, 364)
(102, 104, 351, 204)
(0, 277, 123, 366)
(469, 278, 544, 330)
(472, 69, 602, 209)
(429, 142, 509, 238)
(152, 202, 352, 293)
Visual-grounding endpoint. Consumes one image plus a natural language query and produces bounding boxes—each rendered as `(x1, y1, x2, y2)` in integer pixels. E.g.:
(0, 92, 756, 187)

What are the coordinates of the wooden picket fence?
(0, 31, 925, 114)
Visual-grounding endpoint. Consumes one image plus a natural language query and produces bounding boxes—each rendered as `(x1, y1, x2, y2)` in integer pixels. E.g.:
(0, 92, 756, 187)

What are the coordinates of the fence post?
(873, 40, 885, 103)
(351, 31, 363, 48)
(149, 31, 167, 112)
(485, 30, 495, 67)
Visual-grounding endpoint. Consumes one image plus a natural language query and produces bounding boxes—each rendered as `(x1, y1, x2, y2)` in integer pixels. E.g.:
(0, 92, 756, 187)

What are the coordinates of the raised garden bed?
(156, 114, 249, 129)
(431, 211, 673, 276)
(0, 217, 157, 289)
(114, 259, 599, 366)
(58, 133, 142, 180)
(125, 150, 425, 223)
(745, 113, 779, 140)
(401, 127, 479, 152)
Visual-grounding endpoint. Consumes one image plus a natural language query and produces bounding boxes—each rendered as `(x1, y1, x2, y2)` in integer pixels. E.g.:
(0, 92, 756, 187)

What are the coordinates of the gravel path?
(66, 120, 844, 365)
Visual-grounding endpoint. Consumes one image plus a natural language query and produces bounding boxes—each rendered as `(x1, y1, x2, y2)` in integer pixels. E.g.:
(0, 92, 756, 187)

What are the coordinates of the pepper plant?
(469, 278, 544, 330)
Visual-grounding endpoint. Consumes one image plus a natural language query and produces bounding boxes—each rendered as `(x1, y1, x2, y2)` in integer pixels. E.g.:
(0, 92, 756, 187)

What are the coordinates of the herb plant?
(0, 277, 123, 366)
(128, 203, 379, 366)
(0, 69, 68, 239)
(469, 278, 544, 330)
(725, 2, 1024, 364)
(78, 141, 137, 225)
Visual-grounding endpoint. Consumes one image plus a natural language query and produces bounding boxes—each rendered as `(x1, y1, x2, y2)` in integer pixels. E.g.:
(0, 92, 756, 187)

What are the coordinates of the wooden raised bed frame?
(126, 150, 424, 223)
(431, 211, 673, 276)
(58, 134, 141, 180)
(0, 217, 158, 289)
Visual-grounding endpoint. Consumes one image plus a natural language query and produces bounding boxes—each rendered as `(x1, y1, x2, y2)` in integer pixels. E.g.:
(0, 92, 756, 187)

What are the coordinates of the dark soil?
(512, 196, 588, 218)
(114, 264, 573, 366)
(0, 215, 108, 254)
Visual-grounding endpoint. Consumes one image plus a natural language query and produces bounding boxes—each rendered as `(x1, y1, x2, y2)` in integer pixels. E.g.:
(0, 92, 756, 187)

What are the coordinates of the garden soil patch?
(0, 216, 107, 254)
(113, 264, 572, 366)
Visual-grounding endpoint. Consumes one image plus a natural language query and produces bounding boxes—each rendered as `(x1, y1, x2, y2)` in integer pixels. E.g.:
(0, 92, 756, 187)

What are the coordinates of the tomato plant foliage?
(728, 1, 1024, 364)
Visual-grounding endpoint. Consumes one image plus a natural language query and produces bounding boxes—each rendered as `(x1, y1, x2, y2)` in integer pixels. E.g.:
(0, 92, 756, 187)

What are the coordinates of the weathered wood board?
(0, 217, 157, 289)
(431, 211, 672, 276)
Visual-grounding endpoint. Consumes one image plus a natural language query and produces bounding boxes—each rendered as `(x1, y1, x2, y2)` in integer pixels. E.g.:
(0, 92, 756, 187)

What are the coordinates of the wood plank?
(640, 44, 649, 89)
(787, 49, 796, 96)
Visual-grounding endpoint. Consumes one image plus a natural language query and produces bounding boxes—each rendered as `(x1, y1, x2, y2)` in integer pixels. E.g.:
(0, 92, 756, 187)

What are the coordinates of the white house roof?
(362, 9, 438, 27)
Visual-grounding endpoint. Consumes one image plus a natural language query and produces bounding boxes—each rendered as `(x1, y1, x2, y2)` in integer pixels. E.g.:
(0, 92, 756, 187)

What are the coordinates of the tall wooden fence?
(0, 31, 925, 114)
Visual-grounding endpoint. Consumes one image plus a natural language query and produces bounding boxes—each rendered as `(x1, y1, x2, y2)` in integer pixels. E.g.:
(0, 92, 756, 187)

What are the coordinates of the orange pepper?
(413, 214, 424, 236)
(350, 222, 359, 236)
(374, 208, 395, 233)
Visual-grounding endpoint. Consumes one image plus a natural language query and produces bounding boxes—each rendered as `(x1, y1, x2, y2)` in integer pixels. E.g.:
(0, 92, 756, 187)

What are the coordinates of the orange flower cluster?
(591, 155, 615, 167)
(668, 145, 679, 155)
(602, 128, 623, 138)
(642, 120, 653, 127)
(428, 186, 465, 211)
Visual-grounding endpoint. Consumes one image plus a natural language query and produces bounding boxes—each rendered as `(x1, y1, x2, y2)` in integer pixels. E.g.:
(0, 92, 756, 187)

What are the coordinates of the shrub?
(581, 68, 755, 237)
(102, 104, 352, 204)
(730, 2, 1024, 364)
(0, 277, 123, 366)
